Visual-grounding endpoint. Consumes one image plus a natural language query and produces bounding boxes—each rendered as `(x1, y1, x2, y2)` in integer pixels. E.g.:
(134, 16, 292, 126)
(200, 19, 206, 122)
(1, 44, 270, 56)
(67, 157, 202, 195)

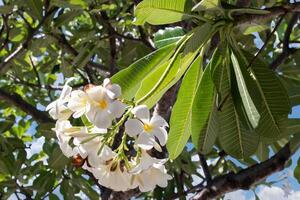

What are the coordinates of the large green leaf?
(111, 43, 176, 100)
(191, 66, 216, 153)
(231, 52, 260, 128)
(167, 56, 202, 159)
(249, 58, 291, 138)
(251, 58, 290, 115)
(218, 95, 259, 158)
(135, 38, 199, 107)
(134, 0, 189, 25)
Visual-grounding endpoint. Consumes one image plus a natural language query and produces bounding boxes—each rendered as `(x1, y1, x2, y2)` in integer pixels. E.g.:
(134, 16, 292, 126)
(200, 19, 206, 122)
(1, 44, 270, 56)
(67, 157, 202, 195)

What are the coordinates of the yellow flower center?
(98, 99, 108, 109)
(143, 123, 153, 132)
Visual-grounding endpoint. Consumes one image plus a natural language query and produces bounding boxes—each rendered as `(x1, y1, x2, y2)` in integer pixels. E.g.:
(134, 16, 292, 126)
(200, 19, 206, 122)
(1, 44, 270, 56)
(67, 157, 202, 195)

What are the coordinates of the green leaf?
(167, 56, 202, 159)
(54, 11, 82, 27)
(72, 42, 100, 69)
(231, 52, 260, 128)
(210, 48, 231, 104)
(256, 142, 269, 161)
(135, 39, 199, 107)
(218, 94, 259, 158)
(241, 24, 269, 35)
(287, 119, 300, 135)
(183, 23, 214, 56)
(112, 43, 176, 100)
(250, 57, 291, 138)
(33, 171, 56, 193)
(154, 27, 185, 49)
(294, 158, 300, 184)
(0, 115, 15, 133)
(192, 0, 220, 11)
(48, 146, 69, 170)
(27, 0, 43, 21)
(134, 0, 189, 25)
(191, 66, 216, 153)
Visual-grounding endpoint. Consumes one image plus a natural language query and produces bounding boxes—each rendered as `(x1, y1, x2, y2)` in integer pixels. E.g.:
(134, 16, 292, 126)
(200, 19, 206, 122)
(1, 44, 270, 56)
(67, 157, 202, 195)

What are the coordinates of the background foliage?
(0, 0, 299, 199)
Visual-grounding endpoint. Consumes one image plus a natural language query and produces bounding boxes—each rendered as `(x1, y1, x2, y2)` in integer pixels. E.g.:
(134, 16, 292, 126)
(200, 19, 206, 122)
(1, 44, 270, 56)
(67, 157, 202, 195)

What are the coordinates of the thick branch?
(192, 143, 292, 200)
(235, 3, 300, 25)
(0, 88, 53, 123)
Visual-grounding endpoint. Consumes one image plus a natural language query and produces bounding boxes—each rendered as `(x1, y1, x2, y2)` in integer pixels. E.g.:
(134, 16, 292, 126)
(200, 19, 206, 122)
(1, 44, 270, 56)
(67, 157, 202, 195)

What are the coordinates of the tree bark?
(192, 143, 292, 200)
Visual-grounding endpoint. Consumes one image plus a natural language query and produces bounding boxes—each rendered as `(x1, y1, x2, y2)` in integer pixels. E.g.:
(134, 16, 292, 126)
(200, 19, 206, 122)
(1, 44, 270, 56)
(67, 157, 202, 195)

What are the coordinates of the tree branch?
(199, 154, 212, 184)
(192, 143, 292, 200)
(270, 12, 299, 70)
(0, 88, 53, 123)
(233, 3, 300, 25)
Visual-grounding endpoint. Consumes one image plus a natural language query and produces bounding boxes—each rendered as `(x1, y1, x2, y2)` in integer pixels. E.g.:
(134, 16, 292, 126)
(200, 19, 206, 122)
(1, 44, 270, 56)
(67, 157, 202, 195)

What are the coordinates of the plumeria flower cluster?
(46, 78, 172, 192)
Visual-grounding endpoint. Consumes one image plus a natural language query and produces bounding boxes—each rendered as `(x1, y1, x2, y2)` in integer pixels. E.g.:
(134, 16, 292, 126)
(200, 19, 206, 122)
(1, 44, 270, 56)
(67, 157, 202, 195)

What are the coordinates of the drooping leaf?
(256, 142, 269, 161)
(231, 52, 260, 128)
(167, 55, 202, 159)
(112, 43, 176, 100)
(134, 0, 189, 25)
(249, 57, 291, 138)
(191, 66, 216, 153)
(218, 95, 259, 158)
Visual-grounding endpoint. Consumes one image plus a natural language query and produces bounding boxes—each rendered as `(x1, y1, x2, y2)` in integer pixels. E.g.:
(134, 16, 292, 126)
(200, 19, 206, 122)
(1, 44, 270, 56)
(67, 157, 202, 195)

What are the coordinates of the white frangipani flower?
(48, 78, 173, 192)
(86, 79, 126, 128)
(125, 105, 168, 151)
(46, 79, 73, 120)
(74, 136, 115, 167)
(67, 90, 90, 118)
(130, 150, 167, 174)
(132, 163, 172, 192)
(91, 161, 133, 192)
(53, 120, 84, 157)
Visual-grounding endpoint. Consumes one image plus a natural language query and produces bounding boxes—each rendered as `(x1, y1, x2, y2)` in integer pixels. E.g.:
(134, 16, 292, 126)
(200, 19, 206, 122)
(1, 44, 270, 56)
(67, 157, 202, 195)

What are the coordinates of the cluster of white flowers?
(46, 78, 172, 192)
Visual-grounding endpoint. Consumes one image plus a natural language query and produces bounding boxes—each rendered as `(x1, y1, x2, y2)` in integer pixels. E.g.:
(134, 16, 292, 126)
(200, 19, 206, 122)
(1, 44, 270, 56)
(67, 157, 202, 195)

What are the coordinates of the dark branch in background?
(192, 143, 292, 200)
(0, 14, 10, 52)
(0, 88, 53, 123)
(247, 14, 286, 68)
(270, 13, 299, 69)
(199, 154, 212, 184)
(0, 5, 57, 72)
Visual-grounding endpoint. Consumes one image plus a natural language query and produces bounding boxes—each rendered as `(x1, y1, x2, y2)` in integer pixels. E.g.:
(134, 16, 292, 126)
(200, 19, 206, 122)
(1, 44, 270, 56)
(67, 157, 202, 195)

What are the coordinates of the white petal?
(150, 115, 168, 127)
(86, 86, 106, 102)
(99, 145, 116, 161)
(106, 84, 122, 99)
(109, 100, 126, 118)
(132, 105, 150, 122)
(125, 119, 143, 137)
(152, 127, 168, 146)
(90, 127, 107, 134)
(136, 132, 154, 150)
(86, 109, 112, 128)
(153, 141, 162, 152)
(60, 78, 74, 100)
